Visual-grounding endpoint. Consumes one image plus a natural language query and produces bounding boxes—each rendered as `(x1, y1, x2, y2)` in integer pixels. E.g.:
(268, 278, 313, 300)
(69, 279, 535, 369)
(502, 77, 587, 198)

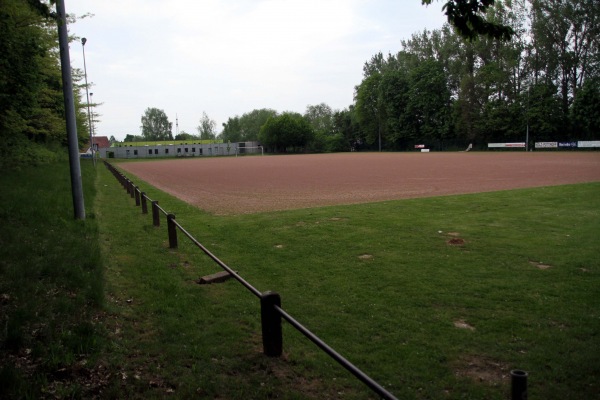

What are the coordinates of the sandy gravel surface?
(118, 152, 600, 215)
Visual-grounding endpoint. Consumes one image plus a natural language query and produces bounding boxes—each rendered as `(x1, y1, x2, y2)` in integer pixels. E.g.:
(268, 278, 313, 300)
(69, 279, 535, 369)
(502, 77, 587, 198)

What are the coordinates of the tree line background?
(141, 0, 598, 153)
(351, 0, 599, 151)
(1, 0, 598, 167)
(0, 0, 92, 169)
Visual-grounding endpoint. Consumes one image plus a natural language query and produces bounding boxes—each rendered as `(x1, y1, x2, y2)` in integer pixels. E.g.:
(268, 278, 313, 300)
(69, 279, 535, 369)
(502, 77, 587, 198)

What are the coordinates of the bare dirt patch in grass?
(454, 355, 509, 385)
(454, 319, 475, 330)
(529, 261, 552, 270)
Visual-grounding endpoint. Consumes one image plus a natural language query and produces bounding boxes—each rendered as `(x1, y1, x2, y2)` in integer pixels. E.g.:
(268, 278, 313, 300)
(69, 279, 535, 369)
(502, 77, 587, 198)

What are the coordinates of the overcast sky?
(67, 0, 448, 141)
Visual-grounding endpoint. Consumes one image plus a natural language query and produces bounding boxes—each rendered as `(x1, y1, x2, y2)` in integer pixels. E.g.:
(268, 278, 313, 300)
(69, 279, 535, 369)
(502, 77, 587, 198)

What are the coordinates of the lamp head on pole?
(81, 37, 87, 46)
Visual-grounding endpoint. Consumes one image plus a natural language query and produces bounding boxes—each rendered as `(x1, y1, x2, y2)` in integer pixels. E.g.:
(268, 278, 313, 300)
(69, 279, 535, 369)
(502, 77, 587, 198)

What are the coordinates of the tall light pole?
(81, 37, 95, 165)
(90, 92, 95, 137)
(56, 0, 85, 219)
(525, 85, 530, 152)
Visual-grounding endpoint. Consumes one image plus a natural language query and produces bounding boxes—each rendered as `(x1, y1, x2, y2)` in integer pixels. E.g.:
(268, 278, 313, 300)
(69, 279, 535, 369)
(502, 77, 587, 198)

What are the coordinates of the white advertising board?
(535, 142, 558, 148)
(488, 143, 526, 148)
(578, 141, 600, 148)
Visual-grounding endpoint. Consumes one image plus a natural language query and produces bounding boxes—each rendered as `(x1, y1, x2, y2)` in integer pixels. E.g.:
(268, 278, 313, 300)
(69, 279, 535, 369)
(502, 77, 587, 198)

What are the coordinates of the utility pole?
(56, 0, 85, 219)
(378, 117, 382, 152)
(90, 92, 95, 137)
(81, 37, 95, 166)
(526, 86, 530, 152)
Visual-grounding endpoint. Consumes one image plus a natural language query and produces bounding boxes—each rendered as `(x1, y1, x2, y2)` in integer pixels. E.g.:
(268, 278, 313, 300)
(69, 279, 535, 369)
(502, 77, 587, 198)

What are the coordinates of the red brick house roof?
(87, 136, 111, 150)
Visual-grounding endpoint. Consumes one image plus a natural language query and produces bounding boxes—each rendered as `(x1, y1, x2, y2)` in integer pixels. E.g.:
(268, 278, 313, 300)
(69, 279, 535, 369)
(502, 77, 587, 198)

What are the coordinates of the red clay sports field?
(118, 152, 600, 215)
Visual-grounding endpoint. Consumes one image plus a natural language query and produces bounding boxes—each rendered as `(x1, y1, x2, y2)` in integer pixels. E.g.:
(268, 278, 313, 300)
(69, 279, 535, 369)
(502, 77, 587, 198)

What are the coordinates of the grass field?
(99, 160, 599, 399)
(0, 160, 105, 398)
(1, 159, 599, 399)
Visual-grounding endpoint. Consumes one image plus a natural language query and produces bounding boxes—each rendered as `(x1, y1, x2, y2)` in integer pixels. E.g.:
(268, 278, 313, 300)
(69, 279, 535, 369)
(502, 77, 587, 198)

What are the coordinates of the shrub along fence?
(103, 161, 528, 400)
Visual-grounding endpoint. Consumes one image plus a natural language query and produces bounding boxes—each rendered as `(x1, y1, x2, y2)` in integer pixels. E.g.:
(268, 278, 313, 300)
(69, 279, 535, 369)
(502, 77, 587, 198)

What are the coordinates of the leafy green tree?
(379, 69, 410, 147)
(571, 77, 600, 139)
(354, 73, 386, 149)
(304, 103, 334, 134)
(0, 0, 89, 168)
(140, 107, 173, 140)
(259, 113, 314, 153)
(304, 103, 338, 152)
(221, 108, 278, 142)
(479, 99, 522, 143)
(221, 116, 242, 142)
(351, 0, 599, 150)
(530, 0, 599, 121)
(123, 134, 143, 142)
(332, 107, 362, 151)
(0, 1, 45, 141)
(525, 82, 563, 142)
(174, 132, 197, 141)
(406, 60, 452, 143)
(422, 0, 514, 41)
(197, 111, 217, 140)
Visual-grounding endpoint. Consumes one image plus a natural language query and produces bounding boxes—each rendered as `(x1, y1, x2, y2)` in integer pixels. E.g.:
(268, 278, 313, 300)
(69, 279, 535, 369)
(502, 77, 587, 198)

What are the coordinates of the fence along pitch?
(103, 161, 399, 400)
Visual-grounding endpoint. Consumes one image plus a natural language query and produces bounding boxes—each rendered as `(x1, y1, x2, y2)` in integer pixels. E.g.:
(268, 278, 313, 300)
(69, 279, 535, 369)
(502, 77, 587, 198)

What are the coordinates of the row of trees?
(128, 0, 530, 153)
(175, 1, 600, 153)
(219, 105, 355, 153)
(4, 1, 597, 163)
(0, 0, 91, 168)
(353, 0, 599, 150)
(127, 109, 218, 142)
(2, 0, 518, 167)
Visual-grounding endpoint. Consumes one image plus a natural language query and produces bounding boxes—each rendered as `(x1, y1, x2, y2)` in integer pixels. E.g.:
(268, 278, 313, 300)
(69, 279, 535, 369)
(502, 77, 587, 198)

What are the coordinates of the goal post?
(236, 146, 264, 157)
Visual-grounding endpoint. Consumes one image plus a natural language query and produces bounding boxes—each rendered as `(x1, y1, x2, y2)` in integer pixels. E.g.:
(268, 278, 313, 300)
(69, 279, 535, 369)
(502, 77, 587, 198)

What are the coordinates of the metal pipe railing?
(172, 218, 262, 299)
(275, 304, 397, 400)
(103, 160, 397, 398)
(103, 161, 537, 400)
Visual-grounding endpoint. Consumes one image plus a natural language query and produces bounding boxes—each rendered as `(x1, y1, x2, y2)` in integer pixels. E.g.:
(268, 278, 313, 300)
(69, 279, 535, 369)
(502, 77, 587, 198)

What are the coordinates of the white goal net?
(235, 146, 264, 156)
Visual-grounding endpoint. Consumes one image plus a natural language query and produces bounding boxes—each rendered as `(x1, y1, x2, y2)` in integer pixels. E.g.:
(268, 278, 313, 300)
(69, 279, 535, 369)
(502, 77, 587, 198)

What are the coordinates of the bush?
(0, 136, 67, 170)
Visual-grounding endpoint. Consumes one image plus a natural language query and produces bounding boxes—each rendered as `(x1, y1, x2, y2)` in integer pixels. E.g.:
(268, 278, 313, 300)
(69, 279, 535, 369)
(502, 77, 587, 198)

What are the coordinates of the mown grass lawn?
(0, 159, 104, 399)
(1, 159, 598, 399)
(98, 160, 599, 400)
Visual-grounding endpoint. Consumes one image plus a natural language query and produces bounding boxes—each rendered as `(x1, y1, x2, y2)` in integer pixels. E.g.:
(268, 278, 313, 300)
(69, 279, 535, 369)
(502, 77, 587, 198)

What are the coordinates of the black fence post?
(141, 193, 148, 214)
(167, 214, 177, 249)
(125, 179, 131, 194)
(152, 201, 160, 227)
(134, 187, 141, 206)
(511, 370, 528, 400)
(129, 182, 135, 198)
(261, 291, 282, 357)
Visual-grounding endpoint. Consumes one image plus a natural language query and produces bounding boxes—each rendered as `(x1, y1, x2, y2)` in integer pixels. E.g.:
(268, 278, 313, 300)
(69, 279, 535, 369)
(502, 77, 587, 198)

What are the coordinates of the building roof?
(90, 136, 111, 149)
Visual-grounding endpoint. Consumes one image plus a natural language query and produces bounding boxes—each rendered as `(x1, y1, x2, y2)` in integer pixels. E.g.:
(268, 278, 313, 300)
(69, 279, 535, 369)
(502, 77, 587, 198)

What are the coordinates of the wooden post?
(261, 291, 282, 357)
(152, 201, 160, 227)
(167, 214, 177, 248)
(141, 192, 148, 214)
(134, 187, 140, 206)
